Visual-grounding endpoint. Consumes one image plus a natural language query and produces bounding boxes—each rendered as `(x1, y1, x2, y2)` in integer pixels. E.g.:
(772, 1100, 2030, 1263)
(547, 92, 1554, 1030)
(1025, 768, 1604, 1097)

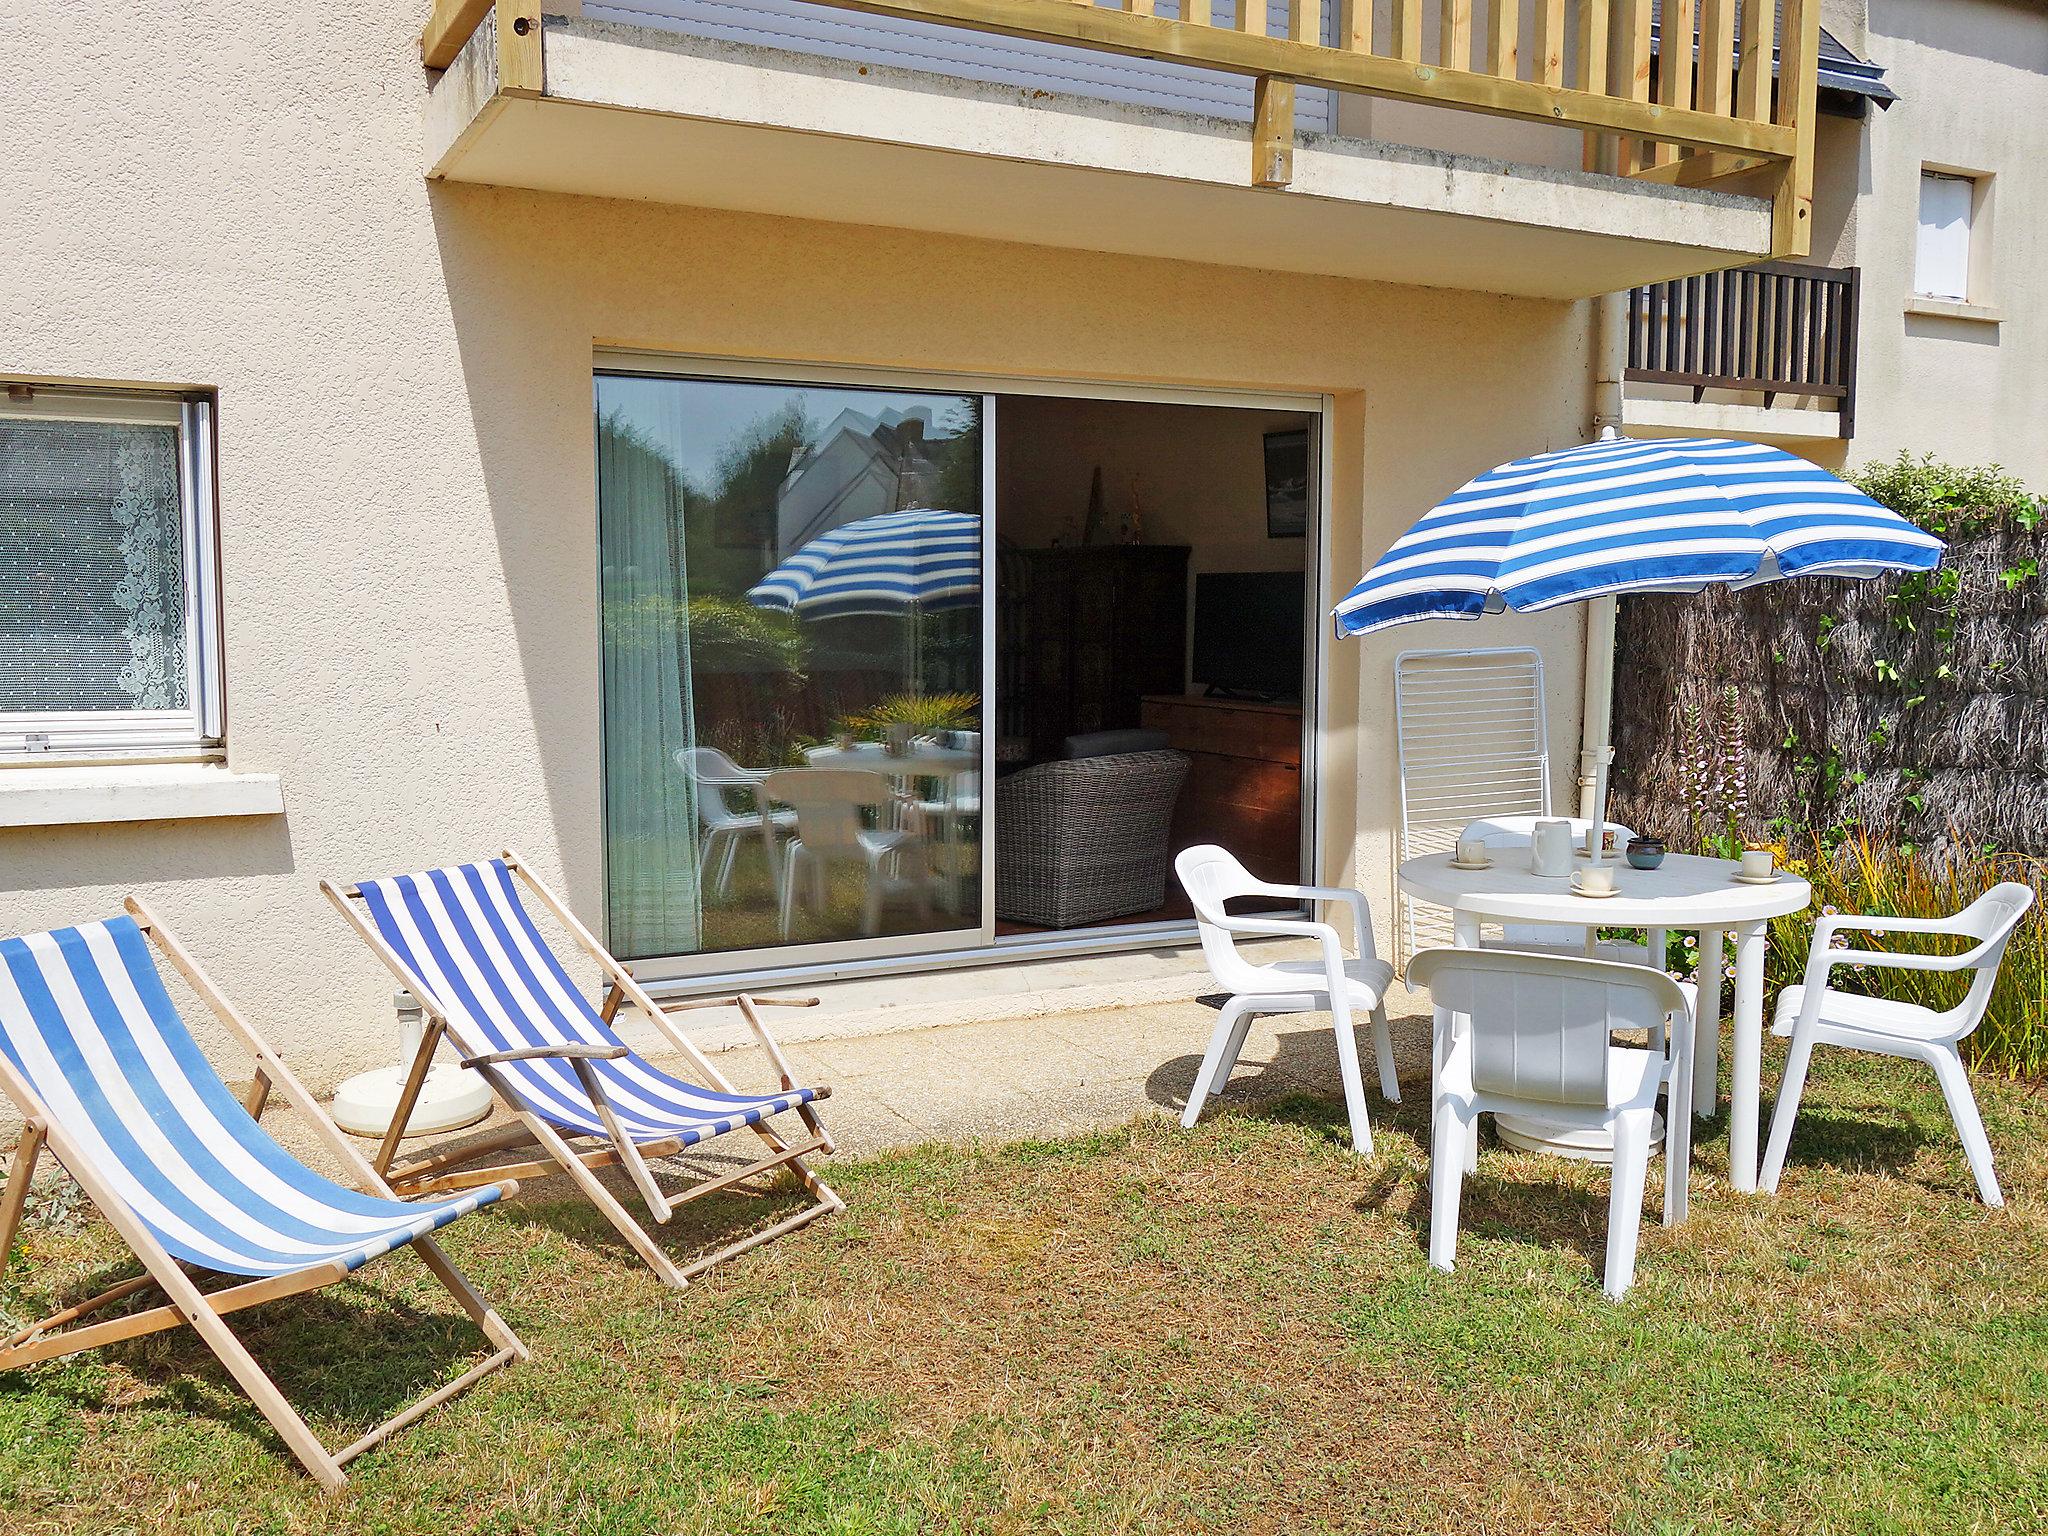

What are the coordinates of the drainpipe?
(1578, 290, 1629, 821)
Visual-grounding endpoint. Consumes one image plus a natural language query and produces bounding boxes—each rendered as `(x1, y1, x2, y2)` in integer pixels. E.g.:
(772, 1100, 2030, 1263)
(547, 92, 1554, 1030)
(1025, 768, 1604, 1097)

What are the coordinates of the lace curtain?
(0, 418, 187, 712)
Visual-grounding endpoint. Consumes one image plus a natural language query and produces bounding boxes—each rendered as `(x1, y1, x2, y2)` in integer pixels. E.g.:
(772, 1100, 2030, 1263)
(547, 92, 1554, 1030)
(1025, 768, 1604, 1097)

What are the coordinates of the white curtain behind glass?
(0, 418, 188, 712)
(597, 399, 703, 959)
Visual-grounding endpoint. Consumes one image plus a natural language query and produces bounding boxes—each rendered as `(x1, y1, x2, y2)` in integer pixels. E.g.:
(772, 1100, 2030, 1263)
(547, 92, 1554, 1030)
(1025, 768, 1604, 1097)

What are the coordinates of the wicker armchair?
(994, 749, 1191, 928)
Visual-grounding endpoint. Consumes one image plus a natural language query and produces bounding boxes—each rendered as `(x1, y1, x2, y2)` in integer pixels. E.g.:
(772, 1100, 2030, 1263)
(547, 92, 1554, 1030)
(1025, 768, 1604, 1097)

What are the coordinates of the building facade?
(1, 0, 2034, 1097)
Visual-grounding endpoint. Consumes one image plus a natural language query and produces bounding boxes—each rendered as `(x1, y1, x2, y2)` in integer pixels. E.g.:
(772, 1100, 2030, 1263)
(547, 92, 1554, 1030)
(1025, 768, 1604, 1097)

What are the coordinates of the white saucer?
(1574, 847, 1623, 859)
(1570, 880, 1621, 899)
(1732, 871, 1783, 886)
(1447, 856, 1494, 871)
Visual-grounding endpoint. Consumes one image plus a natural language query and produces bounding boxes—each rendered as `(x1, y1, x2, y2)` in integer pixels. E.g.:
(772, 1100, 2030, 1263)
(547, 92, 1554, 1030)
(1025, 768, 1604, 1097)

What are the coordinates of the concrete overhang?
(427, 14, 1775, 301)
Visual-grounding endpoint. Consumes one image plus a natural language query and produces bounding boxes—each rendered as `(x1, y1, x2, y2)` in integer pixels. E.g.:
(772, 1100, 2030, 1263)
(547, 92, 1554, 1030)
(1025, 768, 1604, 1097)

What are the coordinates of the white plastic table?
(1398, 849, 1811, 1217)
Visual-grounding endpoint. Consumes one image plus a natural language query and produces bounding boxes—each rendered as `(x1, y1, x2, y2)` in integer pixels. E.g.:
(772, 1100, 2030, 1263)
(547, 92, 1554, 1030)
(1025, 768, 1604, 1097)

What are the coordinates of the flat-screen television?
(1191, 572, 1305, 702)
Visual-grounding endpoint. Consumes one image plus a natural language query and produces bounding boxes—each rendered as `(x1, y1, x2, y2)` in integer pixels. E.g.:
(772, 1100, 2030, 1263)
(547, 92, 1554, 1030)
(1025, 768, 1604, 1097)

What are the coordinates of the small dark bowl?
(1626, 837, 1667, 871)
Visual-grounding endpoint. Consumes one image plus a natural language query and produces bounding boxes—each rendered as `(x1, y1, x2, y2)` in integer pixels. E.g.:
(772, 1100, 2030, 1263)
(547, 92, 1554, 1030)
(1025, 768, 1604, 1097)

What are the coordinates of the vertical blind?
(0, 417, 190, 714)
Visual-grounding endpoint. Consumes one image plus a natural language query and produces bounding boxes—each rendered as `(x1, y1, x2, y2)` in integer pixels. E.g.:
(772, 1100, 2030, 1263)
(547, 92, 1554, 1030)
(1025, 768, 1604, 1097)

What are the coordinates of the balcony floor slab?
(428, 16, 1774, 301)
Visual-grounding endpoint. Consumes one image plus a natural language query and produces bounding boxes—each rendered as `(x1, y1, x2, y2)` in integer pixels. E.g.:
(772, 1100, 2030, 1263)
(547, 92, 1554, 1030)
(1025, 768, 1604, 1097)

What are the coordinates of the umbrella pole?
(1579, 594, 1619, 864)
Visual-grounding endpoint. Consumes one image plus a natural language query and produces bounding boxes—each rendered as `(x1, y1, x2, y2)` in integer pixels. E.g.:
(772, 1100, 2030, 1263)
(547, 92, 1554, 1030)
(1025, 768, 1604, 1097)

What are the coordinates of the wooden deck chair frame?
(0, 899, 528, 1491)
(320, 849, 843, 1290)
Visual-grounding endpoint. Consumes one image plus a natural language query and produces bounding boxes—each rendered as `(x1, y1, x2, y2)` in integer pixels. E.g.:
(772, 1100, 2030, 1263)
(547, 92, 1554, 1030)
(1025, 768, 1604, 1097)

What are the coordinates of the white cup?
(1455, 836, 1486, 866)
(1575, 863, 1615, 896)
(1741, 847, 1775, 880)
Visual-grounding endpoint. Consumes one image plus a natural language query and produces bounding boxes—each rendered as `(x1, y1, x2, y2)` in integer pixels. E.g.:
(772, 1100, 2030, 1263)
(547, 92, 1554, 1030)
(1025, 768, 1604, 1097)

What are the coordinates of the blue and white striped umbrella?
(1334, 435, 1944, 638)
(748, 507, 981, 620)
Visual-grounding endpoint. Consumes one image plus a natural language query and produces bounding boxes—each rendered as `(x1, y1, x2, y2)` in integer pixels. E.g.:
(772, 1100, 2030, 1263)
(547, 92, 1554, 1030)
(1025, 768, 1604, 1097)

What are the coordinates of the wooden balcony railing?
(421, 0, 1825, 256)
(1626, 260, 1860, 434)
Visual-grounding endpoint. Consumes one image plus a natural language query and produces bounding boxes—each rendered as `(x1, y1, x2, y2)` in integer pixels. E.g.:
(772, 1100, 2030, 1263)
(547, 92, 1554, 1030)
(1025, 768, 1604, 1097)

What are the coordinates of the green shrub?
(1850, 452, 2042, 538)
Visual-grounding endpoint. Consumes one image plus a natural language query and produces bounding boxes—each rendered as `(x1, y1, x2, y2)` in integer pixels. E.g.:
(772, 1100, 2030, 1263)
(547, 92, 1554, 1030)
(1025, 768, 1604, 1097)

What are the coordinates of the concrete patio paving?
(251, 970, 1441, 1177)
(772, 985, 1437, 1157)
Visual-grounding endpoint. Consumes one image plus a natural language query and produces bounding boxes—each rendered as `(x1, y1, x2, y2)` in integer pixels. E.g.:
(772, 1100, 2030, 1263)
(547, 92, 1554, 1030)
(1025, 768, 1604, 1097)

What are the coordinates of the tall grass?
(1764, 833, 2048, 1079)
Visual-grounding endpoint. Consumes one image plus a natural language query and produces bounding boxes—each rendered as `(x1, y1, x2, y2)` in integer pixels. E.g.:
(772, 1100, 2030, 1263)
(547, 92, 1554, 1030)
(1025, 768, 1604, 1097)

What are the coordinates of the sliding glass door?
(596, 372, 989, 964)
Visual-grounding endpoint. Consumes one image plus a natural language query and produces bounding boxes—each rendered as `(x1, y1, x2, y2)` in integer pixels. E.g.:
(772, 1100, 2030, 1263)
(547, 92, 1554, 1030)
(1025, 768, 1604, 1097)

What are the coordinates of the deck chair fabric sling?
(323, 852, 841, 1289)
(0, 902, 526, 1490)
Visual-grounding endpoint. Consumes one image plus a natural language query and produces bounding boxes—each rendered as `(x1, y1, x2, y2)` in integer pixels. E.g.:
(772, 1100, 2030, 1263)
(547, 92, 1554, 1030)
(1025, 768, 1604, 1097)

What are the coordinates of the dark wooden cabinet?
(1142, 694, 1303, 884)
(996, 545, 1190, 764)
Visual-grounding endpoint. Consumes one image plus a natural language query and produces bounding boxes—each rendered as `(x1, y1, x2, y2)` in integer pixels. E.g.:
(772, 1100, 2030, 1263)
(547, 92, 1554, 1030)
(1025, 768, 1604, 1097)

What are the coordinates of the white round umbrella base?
(1493, 1111, 1666, 1164)
(331, 1064, 494, 1139)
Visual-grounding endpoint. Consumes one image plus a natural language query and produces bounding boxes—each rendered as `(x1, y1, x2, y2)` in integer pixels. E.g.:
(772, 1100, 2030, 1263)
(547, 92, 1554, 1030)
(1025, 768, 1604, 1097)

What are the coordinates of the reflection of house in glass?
(776, 406, 946, 552)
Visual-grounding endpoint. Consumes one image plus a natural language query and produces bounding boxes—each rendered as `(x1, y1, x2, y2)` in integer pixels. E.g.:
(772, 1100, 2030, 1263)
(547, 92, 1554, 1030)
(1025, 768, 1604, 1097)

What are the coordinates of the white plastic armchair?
(1761, 882, 2034, 1206)
(1175, 845, 1398, 1156)
(1408, 947, 1690, 1300)
(678, 746, 794, 897)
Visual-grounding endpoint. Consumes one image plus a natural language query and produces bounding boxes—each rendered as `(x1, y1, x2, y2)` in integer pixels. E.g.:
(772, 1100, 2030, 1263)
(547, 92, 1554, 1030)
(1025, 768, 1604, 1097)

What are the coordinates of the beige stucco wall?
(1836, 0, 2048, 484)
(1, 1, 1595, 1095)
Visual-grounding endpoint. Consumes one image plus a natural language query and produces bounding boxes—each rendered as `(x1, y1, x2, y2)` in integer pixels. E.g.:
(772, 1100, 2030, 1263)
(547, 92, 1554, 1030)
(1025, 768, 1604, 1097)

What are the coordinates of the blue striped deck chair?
(0, 900, 527, 1490)
(322, 850, 841, 1289)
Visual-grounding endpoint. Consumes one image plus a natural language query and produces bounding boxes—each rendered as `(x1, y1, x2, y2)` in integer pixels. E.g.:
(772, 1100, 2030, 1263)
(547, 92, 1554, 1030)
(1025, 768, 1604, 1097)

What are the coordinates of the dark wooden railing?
(1626, 260, 1860, 436)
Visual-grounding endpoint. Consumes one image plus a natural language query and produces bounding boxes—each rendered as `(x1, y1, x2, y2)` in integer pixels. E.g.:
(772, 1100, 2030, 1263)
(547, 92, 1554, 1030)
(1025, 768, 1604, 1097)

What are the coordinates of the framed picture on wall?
(1264, 428, 1310, 539)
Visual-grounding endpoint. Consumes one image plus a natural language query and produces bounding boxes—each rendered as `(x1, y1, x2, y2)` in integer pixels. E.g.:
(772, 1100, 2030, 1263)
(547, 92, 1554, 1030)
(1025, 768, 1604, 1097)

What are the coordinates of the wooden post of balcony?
(1183, 0, 1209, 25)
(1652, 0, 1695, 167)
(1735, 0, 1770, 119)
(1122, 0, 1156, 16)
(1253, 74, 1296, 187)
(1578, 0, 1610, 170)
(495, 4, 544, 96)
(1392, 0, 1425, 62)
(1772, 0, 1821, 255)
(1488, 0, 1519, 80)
(1442, 0, 1473, 71)
(1698, 0, 1735, 117)
(1618, 0, 1654, 172)
(1338, 0, 1371, 53)
(1235, 0, 1267, 34)
(1535, 0, 1567, 87)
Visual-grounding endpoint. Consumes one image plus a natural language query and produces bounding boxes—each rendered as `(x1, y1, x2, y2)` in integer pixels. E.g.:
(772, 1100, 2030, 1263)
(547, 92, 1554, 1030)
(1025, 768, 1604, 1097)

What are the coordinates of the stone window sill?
(1906, 295, 2003, 325)
(0, 763, 284, 828)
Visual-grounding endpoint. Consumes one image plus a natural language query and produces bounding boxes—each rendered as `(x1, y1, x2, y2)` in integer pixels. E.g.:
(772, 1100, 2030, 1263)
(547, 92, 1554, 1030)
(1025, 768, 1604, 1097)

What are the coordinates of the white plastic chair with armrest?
(1407, 947, 1690, 1300)
(1175, 845, 1398, 1156)
(678, 746, 795, 898)
(1760, 882, 2034, 1206)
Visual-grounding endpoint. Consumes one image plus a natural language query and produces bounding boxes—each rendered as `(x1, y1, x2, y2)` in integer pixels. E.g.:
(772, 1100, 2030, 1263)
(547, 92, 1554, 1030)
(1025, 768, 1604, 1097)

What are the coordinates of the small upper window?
(0, 386, 222, 757)
(1915, 170, 1977, 302)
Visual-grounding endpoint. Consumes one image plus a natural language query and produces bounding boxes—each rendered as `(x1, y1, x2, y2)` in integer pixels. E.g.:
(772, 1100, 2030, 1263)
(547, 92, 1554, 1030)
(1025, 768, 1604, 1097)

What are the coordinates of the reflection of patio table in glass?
(802, 743, 981, 911)
(1398, 850, 1811, 1220)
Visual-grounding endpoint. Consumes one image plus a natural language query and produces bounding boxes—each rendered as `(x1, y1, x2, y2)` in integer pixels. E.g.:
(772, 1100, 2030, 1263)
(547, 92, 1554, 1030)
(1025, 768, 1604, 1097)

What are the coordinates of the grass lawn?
(3, 1043, 2046, 1535)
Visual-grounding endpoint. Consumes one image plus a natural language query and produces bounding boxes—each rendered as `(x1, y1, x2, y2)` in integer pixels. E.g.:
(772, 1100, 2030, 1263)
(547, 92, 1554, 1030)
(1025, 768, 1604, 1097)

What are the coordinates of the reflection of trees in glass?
(684, 400, 817, 596)
(685, 595, 807, 679)
(933, 395, 983, 514)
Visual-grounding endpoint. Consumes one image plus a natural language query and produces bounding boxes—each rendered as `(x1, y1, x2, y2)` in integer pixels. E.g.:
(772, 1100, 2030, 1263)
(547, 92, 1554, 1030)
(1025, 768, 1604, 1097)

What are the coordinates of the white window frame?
(0, 388, 224, 758)
(1914, 166, 1986, 304)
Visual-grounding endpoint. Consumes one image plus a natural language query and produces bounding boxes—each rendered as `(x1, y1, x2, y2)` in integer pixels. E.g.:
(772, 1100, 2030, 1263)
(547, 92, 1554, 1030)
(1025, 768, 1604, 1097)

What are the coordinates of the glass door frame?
(595, 349, 1329, 992)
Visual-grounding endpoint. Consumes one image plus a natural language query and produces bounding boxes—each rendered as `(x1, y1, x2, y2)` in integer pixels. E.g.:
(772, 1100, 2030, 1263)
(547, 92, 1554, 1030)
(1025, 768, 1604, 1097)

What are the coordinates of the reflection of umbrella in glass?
(1334, 434, 1944, 853)
(748, 507, 982, 618)
(748, 506, 982, 692)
